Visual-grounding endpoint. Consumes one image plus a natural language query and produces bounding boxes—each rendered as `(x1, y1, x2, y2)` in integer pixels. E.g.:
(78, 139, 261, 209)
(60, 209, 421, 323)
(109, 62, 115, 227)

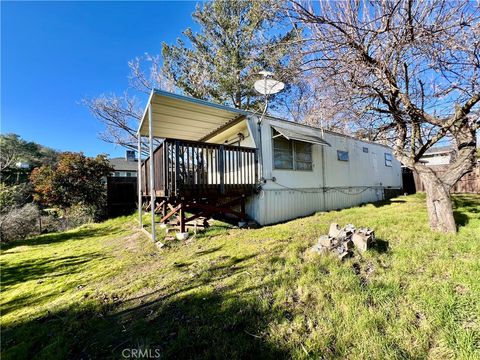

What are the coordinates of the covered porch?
(137, 90, 258, 243)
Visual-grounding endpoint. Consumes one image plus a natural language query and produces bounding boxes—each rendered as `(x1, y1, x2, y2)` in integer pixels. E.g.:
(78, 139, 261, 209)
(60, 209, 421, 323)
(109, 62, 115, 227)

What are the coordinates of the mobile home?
(137, 90, 401, 239)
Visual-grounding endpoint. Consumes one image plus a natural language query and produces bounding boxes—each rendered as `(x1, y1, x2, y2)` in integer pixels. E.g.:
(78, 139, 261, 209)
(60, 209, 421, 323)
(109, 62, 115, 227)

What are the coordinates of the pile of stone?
(311, 223, 375, 260)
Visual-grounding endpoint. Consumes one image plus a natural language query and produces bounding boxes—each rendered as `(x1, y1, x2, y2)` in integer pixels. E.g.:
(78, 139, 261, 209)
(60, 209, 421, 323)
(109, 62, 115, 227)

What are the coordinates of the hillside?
(1, 194, 480, 359)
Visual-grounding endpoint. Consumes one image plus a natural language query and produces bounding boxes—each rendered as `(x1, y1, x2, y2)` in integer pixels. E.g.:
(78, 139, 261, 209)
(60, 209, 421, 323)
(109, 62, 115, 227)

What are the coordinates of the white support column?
(137, 133, 142, 228)
(148, 104, 156, 242)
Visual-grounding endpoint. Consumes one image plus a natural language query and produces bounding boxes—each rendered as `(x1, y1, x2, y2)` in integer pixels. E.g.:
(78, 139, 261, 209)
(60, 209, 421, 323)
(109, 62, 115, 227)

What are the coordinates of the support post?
(137, 134, 142, 228)
(179, 202, 186, 234)
(219, 145, 225, 194)
(148, 104, 156, 242)
(162, 201, 167, 219)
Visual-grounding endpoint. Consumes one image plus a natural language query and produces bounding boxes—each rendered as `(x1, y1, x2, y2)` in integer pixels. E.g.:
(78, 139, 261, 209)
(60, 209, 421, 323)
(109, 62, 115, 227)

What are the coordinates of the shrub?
(66, 203, 96, 228)
(0, 182, 32, 210)
(0, 203, 40, 242)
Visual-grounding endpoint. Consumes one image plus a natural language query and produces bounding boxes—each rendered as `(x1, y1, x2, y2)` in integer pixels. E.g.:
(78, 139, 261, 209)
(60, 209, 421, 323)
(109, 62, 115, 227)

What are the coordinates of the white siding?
(420, 154, 452, 166)
(197, 115, 403, 226)
(247, 187, 383, 225)
(248, 116, 402, 225)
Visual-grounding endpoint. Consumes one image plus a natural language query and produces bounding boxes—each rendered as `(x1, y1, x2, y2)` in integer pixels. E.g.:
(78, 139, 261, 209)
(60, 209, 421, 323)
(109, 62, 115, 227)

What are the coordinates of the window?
(295, 142, 313, 170)
(273, 129, 312, 170)
(273, 132, 293, 169)
(362, 147, 369, 153)
(337, 150, 349, 161)
(385, 153, 393, 167)
(126, 172, 131, 177)
(114, 171, 120, 177)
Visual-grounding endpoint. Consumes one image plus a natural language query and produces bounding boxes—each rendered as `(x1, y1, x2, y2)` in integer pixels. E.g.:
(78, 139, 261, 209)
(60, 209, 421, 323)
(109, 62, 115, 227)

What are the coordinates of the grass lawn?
(1, 194, 479, 359)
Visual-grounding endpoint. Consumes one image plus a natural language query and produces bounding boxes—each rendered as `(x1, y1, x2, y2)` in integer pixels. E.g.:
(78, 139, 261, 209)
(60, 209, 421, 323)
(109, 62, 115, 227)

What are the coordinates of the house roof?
(109, 158, 138, 171)
(138, 89, 248, 140)
(137, 89, 394, 151)
(423, 145, 455, 156)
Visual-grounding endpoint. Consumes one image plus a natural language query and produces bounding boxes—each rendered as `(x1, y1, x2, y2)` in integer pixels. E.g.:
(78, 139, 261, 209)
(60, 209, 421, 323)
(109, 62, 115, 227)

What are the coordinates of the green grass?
(1, 194, 480, 359)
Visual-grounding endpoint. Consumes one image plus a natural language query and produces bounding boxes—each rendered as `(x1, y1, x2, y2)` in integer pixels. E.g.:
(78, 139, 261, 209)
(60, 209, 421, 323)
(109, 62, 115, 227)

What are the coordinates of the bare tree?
(82, 56, 174, 154)
(289, 0, 480, 233)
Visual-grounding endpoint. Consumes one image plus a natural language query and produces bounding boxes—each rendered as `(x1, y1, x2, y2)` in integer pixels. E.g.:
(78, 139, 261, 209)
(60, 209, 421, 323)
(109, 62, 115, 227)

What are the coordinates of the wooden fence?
(106, 176, 137, 217)
(412, 164, 480, 194)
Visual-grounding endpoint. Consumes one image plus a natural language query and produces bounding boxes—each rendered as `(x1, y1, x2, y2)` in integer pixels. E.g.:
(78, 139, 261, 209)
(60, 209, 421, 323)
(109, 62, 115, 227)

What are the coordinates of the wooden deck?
(140, 139, 258, 230)
(140, 138, 258, 198)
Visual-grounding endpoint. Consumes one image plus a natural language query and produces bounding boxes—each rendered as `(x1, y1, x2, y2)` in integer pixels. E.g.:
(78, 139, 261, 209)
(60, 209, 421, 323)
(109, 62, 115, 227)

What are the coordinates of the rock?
(352, 233, 370, 253)
(176, 232, 189, 241)
(344, 224, 356, 235)
(318, 224, 375, 258)
(311, 241, 330, 253)
(318, 235, 332, 248)
(344, 239, 355, 250)
(328, 223, 341, 238)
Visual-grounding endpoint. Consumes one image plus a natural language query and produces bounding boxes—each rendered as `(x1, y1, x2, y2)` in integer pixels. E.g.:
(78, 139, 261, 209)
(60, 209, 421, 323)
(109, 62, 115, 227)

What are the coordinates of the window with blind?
(273, 129, 312, 171)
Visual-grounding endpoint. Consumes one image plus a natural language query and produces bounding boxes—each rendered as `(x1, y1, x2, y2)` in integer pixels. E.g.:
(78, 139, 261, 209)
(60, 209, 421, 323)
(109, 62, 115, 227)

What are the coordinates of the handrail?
(141, 138, 257, 197)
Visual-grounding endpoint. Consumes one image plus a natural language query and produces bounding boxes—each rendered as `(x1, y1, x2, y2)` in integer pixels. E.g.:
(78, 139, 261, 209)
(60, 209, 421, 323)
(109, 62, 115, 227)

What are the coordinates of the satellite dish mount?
(254, 71, 285, 123)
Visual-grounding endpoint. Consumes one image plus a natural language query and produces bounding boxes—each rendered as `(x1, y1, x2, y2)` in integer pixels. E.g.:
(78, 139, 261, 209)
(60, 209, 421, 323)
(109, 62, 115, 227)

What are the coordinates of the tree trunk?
(416, 169, 457, 233)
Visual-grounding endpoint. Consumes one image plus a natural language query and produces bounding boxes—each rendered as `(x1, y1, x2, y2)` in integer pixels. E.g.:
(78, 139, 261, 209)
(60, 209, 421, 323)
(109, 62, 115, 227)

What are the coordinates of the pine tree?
(162, 0, 301, 110)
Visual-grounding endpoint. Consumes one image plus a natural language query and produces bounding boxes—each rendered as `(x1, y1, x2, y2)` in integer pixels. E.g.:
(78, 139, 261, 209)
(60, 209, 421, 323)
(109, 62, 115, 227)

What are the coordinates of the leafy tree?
(1, 133, 59, 184)
(30, 153, 113, 217)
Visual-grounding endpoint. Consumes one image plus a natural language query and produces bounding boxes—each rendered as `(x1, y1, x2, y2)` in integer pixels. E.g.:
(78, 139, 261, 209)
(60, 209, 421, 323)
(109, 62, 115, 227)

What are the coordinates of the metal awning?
(272, 125, 331, 146)
(138, 89, 248, 140)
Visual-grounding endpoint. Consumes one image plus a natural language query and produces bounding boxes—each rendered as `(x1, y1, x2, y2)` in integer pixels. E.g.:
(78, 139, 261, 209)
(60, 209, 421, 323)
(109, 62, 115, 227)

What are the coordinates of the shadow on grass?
(452, 195, 480, 228)
(0, 253, 103, 292)
(1, 226, 122, 251)
(453, 211, 469, 227)
(371, 198, 407, 208)
(1, 251, 286, 360)
(1, 290, 286, 360)
(371, 238, 390, 254)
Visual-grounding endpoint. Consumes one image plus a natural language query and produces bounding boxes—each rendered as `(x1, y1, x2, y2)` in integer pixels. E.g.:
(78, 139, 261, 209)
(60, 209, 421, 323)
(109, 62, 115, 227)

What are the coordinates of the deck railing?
(141, 139, 258, 197)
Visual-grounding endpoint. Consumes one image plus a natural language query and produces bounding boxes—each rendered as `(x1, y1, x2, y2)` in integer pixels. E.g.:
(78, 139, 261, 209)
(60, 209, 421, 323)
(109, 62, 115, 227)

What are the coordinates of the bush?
(38, 211, 65, 234)
(0, 203, 40, 242)
(66, 203, 96, 228)
(0, 182, 32, 210)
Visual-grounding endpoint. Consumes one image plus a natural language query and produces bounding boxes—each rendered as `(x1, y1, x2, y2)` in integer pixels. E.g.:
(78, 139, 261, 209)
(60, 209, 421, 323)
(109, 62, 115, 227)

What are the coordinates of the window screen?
(337, 150, 349, 161)
(273, 129, 313, 170)
(273, 131, 293, 169)
(385, 153, 393, 167)
(295, 142, 313, 170)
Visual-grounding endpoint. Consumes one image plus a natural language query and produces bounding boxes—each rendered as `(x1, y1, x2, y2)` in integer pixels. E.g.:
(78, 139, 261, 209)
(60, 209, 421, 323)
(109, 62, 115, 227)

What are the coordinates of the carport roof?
(138, 89, 248, 140)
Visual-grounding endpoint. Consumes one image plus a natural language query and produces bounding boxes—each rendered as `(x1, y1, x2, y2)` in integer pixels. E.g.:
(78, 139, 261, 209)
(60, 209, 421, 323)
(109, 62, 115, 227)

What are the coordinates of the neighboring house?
(106, 151, 138, 218)
(412, 145, 480, 194)
(137, 90, 402, 238)
(419, 146, 456, 166)
(109, 150, 138, 177)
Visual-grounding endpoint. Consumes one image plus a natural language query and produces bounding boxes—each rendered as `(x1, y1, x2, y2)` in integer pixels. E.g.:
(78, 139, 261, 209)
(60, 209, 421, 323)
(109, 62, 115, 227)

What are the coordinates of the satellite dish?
(254, 78, 285, 96)
(253, 71, 286, 125)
